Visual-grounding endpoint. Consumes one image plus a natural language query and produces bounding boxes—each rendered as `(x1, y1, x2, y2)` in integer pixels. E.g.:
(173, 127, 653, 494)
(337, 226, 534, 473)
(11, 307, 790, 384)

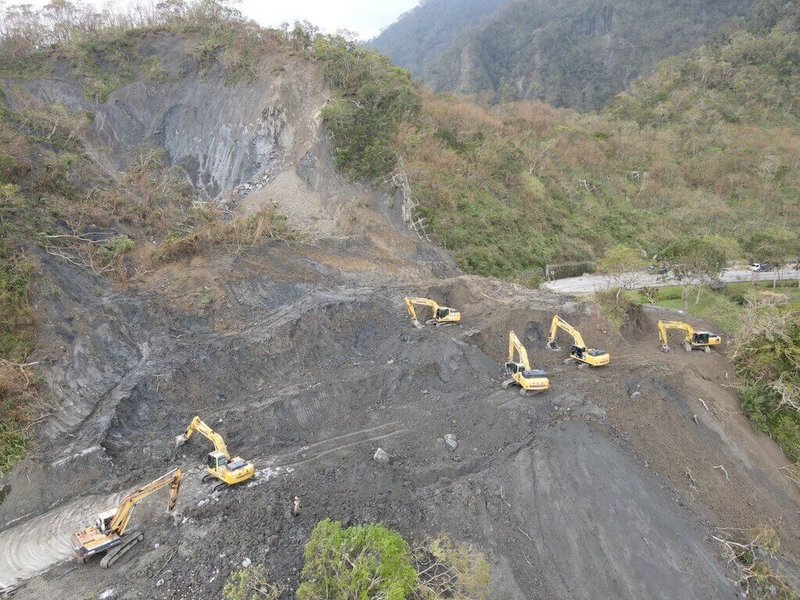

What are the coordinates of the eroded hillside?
(0, 5, 798, 600)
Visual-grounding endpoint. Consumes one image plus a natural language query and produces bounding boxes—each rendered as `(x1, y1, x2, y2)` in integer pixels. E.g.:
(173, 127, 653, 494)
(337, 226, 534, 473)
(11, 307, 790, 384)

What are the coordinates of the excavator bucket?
(175, 433, 189, 448)
(411, 319, 424, 329)
(547, 340, 560, 351)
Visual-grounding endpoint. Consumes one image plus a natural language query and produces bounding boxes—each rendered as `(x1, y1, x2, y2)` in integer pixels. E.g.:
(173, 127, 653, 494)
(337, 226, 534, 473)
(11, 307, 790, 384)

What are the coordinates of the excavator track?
(100, 531, 144, 568)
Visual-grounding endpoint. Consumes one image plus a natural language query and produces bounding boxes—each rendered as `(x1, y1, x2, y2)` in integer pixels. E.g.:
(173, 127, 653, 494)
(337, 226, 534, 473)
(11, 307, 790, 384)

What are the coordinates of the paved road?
(543, 267, 800, 295)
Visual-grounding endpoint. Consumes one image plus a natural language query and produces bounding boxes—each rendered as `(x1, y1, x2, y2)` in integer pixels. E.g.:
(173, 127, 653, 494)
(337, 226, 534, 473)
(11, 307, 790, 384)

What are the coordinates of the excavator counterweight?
(72, 468, 182, 567)
(404, 297, 461, 329)
(657, 320, 721, 353)
(502, 330, 550, 394)
(176, 416, 255, 488)
(546, 315, 610, 367)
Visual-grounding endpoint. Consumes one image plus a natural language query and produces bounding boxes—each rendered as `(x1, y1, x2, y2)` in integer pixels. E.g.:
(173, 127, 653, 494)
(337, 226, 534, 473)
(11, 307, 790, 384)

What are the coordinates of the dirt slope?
(0, 34, 798, 599)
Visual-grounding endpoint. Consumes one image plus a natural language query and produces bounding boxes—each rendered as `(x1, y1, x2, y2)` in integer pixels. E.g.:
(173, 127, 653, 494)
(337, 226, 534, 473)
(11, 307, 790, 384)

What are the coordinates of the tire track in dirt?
(0, 491, 127, 592)
(252, 422, 404, 470)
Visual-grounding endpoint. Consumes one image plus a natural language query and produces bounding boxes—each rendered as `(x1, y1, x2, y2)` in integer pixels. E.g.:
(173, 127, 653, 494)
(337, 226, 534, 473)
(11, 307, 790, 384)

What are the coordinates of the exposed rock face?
(18, 34, 355, 236)
(23, 37, 315, 201)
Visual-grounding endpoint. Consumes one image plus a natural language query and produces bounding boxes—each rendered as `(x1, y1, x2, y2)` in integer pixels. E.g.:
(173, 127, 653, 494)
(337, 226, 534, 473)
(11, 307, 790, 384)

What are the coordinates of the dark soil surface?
(3, 242, 799, 599)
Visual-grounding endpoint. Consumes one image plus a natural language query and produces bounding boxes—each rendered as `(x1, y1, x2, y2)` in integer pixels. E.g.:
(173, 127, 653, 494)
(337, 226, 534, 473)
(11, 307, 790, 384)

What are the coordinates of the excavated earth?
(1, 32, 799, 599)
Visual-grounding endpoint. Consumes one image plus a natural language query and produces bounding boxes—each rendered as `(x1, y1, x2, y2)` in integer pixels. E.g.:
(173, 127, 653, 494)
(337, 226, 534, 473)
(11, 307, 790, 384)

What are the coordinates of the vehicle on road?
(749, 263, 770, 272)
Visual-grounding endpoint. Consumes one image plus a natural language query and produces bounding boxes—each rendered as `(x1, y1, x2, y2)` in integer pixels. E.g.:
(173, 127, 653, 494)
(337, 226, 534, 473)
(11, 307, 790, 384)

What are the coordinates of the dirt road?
(544, 267, 800, 294)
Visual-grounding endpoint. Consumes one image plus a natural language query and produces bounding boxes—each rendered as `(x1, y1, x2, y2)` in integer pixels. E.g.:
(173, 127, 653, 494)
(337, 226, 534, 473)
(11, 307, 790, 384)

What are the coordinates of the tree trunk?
(682, 286, 689, 311)
(695, 285, 702, 305)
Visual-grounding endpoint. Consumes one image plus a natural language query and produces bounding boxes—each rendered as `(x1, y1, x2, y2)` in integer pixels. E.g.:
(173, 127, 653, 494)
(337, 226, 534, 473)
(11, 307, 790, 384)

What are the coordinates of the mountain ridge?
(374, 0, 758, 110)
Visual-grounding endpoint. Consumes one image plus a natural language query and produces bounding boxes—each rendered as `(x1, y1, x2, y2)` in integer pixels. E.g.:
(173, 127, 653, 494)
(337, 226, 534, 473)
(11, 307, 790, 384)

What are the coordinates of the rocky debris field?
(2, 239, 799, 599)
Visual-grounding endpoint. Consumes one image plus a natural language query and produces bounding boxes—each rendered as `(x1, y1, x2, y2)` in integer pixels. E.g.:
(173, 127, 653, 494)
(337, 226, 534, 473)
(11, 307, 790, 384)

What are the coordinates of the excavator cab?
(506, 361, 548, 381)
(95, 510, 116, 535)
(207, 450, 250, 475)
(693, 332, 720, 346)
(207, 451, 228, 470)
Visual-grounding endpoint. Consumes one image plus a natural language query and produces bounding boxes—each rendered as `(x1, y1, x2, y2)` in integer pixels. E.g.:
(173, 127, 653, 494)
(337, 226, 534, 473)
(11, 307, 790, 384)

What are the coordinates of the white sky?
(240, 0, 420, 39)
(22, 0, 421, 39)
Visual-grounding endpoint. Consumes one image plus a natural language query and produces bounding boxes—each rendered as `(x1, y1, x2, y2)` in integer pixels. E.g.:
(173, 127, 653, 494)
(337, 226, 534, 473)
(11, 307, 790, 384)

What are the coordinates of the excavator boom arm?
(658, 320, 695, 346)
(548, 316, 586, 349)
(109, 468, 182, 536)
(181, 416, 230, 459)
(508, 330, 531, 371)
(405, 297, 440, 323)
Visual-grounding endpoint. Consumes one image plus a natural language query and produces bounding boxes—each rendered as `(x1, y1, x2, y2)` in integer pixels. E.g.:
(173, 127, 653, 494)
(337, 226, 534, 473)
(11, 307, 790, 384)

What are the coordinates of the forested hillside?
(325, 0, 800, 281)
(375, 0, 758, 110)
(369, 0, 510, 76)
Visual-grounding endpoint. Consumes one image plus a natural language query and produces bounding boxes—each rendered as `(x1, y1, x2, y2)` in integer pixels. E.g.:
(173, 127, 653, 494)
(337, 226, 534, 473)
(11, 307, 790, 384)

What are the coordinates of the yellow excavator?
(546, 315, 610, 367)
(657, 320, 722, 353)
(175, 416, 255, 490)
(502, 330, 550, 395)
(72, 468, 182, 567)
(404, 297, 461, 329)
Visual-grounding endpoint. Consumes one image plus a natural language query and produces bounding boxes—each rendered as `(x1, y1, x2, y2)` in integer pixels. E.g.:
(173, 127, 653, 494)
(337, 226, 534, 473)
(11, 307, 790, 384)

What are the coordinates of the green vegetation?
(10, 1, 780, 290)
(0, 88, 98, 471)
(297, 519, 417, 600)
(315, 35, 420, 181)
(414, 534, 491, 600)
(733, 299, 800, 463)
(296, 521, 491, 600)
(393, 1, 800, 283)
(223, 565, 283, 600)
(631, 286, 742, 334)
(370, 0, 509, 78)
(0, 0, 287, 94)
(630, 282, 800, 335)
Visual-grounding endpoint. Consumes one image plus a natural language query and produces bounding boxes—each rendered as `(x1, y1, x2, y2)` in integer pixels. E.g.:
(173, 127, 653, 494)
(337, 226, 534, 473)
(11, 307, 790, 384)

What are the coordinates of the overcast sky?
(21, 0, 421, 40)
(241, 0, 420, 39)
